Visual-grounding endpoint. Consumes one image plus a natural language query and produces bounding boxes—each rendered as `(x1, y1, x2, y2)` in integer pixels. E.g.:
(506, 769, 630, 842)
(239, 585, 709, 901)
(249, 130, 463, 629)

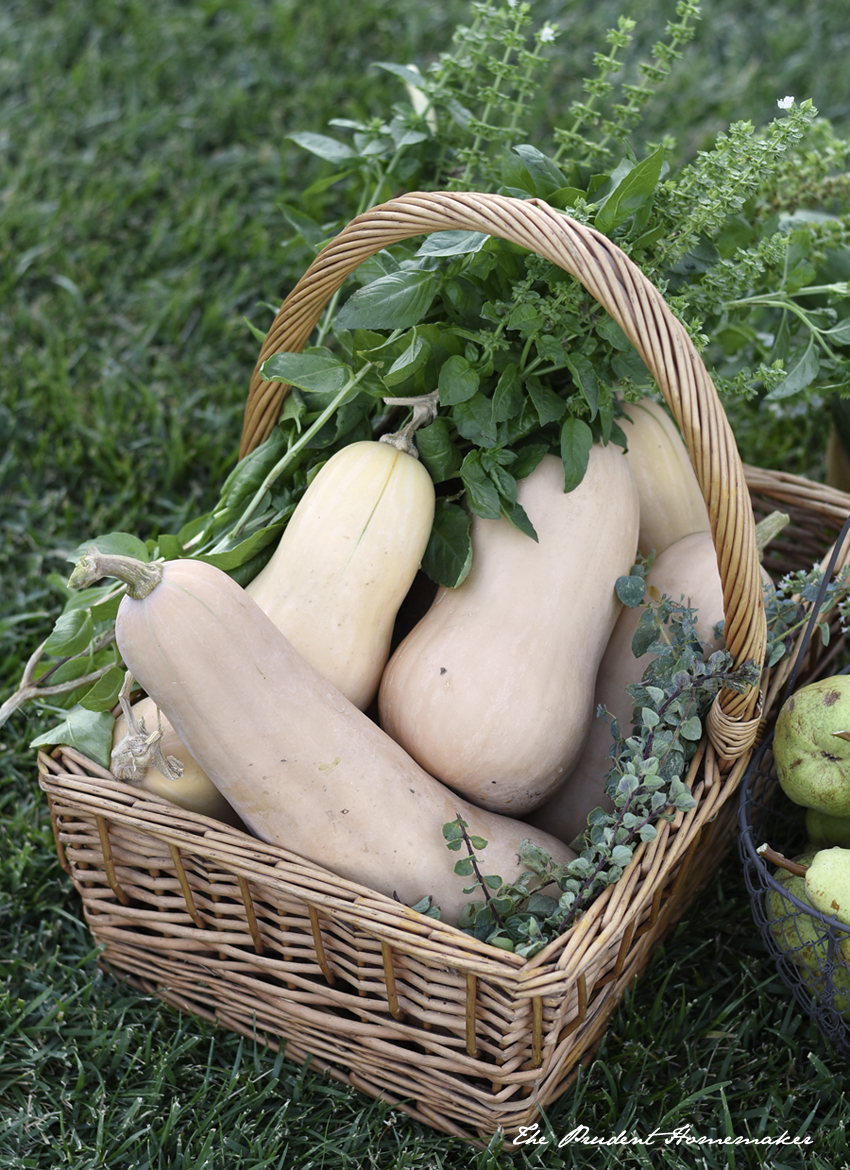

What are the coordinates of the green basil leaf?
(500, 497, 538, 541)
(197, 522, 286, 572)
(335, 269, 438, 330)
(763, 335, 820, 401)
(416, 231, 490, 257)
(278, 202, 327, 247)
(453, 393, 498, 447)
(438, 354, 479, 405)
(510, 443, 550, 480)
(154, 533, 185, 561)
(259, 349, 350, 394)
(460, 450, 501, 518)
(382, 330, 430, 387)
(565, 352, 600, 419)
(422, 500, 473, 588)
(511, 144, 569, 197)
(527, 375, 566, 426)
(560, 416, 593, 492)
(595, 146, 665, 234)
(491, 363, 524, 422)
(415, 417, 462, 483)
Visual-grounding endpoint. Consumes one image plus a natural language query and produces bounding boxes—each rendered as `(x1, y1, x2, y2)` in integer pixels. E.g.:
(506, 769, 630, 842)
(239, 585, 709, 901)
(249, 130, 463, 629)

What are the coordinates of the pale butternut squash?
(377, 445, 640, 815)
(110, 436, 435, 816)
(246, 438, 435, 711)
(73, 551, 575, 924)
(620, 397, 710, 558)
(526, 530, 725, 846)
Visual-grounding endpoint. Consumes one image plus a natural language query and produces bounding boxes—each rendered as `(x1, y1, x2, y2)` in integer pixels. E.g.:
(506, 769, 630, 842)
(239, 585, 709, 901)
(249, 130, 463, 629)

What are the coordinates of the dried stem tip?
(757, 842, 808, 877)
(68, 547, 163, 599)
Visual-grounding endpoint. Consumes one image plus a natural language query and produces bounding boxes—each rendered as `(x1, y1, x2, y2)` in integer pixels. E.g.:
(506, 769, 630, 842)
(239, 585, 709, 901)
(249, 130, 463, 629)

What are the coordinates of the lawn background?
(2, 2, 850, 1166)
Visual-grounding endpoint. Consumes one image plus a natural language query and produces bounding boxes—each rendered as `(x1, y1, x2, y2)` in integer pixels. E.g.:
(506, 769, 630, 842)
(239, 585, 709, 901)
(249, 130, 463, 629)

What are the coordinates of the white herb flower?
(777, 96, 795, 110)
(538, 24, 557, 43)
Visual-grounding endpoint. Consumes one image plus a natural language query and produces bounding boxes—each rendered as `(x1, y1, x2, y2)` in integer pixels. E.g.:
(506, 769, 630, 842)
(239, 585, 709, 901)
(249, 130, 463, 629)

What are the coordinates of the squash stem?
(68, 548, 163, 599)
(380, 389, 439, 456)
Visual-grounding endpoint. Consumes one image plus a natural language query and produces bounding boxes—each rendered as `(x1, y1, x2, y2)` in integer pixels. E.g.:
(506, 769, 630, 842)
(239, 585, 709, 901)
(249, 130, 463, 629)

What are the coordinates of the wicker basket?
(36, 192, 848, 1148)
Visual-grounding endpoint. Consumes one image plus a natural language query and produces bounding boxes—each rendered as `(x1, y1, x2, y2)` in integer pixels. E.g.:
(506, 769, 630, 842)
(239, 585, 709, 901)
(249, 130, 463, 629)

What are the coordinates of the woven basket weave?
(37, 192, 846, 1148)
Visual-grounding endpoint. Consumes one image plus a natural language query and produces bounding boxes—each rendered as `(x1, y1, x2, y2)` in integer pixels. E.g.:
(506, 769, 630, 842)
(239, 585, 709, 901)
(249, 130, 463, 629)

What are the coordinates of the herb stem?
(228, 362, 377, 541)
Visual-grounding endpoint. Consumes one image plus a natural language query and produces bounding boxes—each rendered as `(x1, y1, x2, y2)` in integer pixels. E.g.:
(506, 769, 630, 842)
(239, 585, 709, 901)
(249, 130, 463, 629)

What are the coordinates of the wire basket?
(739, 678, 850, 1060)
(36, 191, 850, 1148)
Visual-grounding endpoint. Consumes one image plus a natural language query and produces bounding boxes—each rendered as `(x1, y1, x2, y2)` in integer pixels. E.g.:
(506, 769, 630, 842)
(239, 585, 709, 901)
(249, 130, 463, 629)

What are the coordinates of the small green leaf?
(259, 349, 350, 394)
(422, 500, 472, 588)
(382, 330, 429, 387)
(416, 231, 490, 257)
(500, 497, 538, 541)
(527, 376, 566, 426)
(453, 856, 475, 877)
(69, 531, 149, 564)
(335, 269, 438, 331)
(415, 417, 462, 483)
(595, 146, 665, 234)
(287, 131, 357, 164)
(564, 353, 600, 419)
(453, 393, 498, 447)
(679, 715, 703, 741)
(616, 574, 647, 607)
(491, 363, 524, 422)
(460, 451, 501, 518)
(30, 706, 115, 769)
(438, 354, 479, 405)
(79, 664, 126, 712)
(641, 706, 660, 730)
(510, 443, 549, 480)
(44, 608, 94, 657)
(763, 335, 820, 401)
(559, 417, 593, 492)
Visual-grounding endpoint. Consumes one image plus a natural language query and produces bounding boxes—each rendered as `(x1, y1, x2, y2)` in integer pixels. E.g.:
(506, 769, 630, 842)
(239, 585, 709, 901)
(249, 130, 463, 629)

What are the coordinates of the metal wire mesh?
(738, 697, 850, 1058)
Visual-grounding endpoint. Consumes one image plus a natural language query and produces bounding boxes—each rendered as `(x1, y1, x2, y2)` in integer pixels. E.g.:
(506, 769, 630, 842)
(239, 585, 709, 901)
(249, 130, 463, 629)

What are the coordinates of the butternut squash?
(74, 551, 575, 924)
(526, 530, 725, 846)
(377, 445, 640, 815)
(110, 436, 435, 816)
(246, 438, 435, 711)
(620, 397, 710, 558)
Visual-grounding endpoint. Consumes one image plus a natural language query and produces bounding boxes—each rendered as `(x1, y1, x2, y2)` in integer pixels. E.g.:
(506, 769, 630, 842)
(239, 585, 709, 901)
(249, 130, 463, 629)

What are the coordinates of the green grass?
(2, 1, 850, 1166)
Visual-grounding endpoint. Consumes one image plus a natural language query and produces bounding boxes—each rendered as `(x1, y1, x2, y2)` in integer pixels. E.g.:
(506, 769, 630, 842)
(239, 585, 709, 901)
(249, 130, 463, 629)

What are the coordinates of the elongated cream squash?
(75, 552, 575, 924)
(246, 437, 436, 711)
(620, 397, 710, 558)
(377, 445, 640, 815)
(526, 530, 725, 846)
(110, 436, 435, 816)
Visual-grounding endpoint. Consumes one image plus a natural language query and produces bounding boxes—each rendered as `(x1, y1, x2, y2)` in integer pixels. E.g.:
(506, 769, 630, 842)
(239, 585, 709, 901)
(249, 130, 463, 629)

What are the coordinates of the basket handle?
(240, 190, 766, 753)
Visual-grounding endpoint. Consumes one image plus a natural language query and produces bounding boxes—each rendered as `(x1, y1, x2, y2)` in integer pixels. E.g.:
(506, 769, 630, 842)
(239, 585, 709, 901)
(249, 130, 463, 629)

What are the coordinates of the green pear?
(805, 846, 850, 930)
(773, 675, 850, 816)
(766, 849, 850, 1018)
(806, 806, 850, 848)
